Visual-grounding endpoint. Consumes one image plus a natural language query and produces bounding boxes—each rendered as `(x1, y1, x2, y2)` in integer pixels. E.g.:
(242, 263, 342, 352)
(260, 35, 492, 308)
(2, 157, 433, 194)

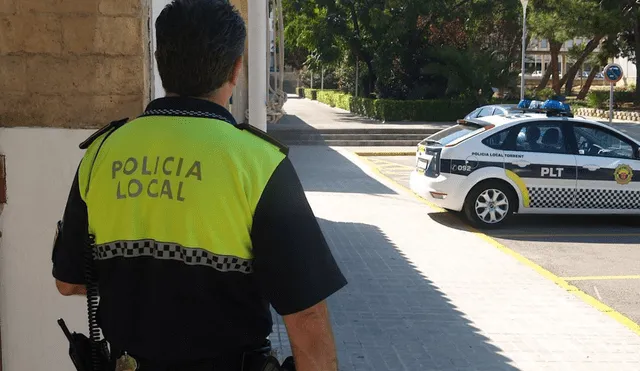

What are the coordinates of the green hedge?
(304, 88, 318, 100)
(313, 90, 476, 121)
(586, 90, 635, 108)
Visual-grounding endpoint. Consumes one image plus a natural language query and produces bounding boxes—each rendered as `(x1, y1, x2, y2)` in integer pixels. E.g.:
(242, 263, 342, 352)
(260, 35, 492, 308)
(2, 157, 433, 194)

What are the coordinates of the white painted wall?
(151, 0, 169, 100)
(0, 128, 93, 371)
(614, 57, 638, 88)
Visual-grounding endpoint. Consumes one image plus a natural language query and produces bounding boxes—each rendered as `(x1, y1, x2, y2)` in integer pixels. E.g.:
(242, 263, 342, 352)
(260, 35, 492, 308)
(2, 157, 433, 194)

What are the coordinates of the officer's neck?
(164, 92, 229, 109)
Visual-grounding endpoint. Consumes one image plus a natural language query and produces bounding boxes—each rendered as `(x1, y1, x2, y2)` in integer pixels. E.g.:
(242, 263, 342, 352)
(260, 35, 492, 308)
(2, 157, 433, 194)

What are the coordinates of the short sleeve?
(251, 157, 347, 316)
(51, 167, 89, 284)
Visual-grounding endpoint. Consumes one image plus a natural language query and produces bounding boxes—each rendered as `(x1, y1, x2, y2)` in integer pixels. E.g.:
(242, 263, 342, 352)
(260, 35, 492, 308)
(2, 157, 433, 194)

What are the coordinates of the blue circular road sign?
(603, 63, 623, 83)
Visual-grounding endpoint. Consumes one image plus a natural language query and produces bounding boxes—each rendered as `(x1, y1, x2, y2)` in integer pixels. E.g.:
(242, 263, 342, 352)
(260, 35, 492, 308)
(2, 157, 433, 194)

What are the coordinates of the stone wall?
(574, 108, 640, 122)
(0, 0, 151, 129)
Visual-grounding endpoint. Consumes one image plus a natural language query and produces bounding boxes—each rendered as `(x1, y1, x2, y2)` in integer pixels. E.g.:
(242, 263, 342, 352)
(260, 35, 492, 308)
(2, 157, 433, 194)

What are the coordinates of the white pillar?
(248, 0, 268, 131)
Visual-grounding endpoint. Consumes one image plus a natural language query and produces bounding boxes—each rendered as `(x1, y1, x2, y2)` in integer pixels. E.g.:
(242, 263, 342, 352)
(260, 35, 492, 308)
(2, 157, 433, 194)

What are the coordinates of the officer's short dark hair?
(155, 0, 246, 97)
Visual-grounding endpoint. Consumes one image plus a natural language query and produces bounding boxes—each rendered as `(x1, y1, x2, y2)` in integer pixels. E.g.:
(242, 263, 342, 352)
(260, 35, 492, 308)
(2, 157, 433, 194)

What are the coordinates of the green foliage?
(587, 90, 636, 108)
(304, 89, 318, 100)
(314, 90, 475, 121)
(283, 0, 523, 100)
(316, 90, 352, 110)
(587, 91, 607, 108)
(525, 88, 558, 100)
(570, 100, 590, 108)
(351, 97, 377, 118)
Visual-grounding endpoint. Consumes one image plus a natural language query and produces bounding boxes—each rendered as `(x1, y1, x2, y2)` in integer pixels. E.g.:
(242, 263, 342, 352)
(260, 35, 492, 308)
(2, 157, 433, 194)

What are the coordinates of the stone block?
(0, 93, 38, 126)
(0, 56, 26, 92)
(0, 0, 16, 14)
(90, 94, 143, 125)
(95, 56, 144, 95)
(23, 14, 62, 54)
(27, 55, 96, 93)
(95, 17, 141, 55)
(0, 93, 143, 128)
(99, 0, 140, 16)
(19, 0, 99, 14)
(0, 16, 20, 54)
(62, 16, 96, 54)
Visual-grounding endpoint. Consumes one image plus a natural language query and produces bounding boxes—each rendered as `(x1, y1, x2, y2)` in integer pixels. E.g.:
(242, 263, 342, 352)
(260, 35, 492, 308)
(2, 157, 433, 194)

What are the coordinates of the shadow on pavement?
(288, 146, 397, 194)
(318, 218, 518, 371)
(427, 209, 640, 244)
(279, 146, 517, 370)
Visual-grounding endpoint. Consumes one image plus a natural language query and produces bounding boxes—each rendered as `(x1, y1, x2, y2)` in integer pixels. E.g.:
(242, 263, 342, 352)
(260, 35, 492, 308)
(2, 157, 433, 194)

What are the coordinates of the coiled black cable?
(85, 233, 108, 370)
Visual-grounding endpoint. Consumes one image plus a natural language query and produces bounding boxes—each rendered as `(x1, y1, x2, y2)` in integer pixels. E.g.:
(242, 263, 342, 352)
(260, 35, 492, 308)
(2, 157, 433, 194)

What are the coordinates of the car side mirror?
(637, 147, 640, 159)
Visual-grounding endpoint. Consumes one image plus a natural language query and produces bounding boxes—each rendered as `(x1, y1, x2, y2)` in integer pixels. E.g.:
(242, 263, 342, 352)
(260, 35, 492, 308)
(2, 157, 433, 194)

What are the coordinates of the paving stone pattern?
(269, 146, 640, 371)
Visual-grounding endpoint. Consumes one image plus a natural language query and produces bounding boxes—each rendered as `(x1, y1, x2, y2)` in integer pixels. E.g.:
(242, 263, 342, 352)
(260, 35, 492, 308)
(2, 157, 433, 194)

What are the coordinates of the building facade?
(524, 37, 637, 88)
(0, 1, 257, 370)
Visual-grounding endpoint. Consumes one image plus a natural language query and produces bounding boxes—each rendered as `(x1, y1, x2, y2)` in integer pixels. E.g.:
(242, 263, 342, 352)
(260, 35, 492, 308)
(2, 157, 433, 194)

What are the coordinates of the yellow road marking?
(505, 169, 530, 208)
(355, 154, 640, 337)
(561, 275, 640, 281)
(492, 233, 640, 238)
(355, 151, 415, 157)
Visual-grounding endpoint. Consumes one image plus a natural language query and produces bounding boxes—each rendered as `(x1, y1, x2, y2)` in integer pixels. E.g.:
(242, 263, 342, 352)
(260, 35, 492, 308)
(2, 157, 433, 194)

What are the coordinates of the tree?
(617, 1, 640, 104)
(560, 0, 621, 95)
(576, 36, 618, 99)
(528, 0, 622, 95)
(282, 0, 523, 99)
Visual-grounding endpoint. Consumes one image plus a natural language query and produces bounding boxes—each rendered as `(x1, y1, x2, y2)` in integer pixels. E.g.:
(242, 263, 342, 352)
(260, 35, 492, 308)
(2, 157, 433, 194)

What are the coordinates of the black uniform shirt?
(51, 97, 347, 361)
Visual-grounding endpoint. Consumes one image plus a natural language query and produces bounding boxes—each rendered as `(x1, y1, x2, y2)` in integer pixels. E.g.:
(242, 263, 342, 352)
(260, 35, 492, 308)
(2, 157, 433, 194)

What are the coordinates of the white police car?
(410, 99, 640, 228)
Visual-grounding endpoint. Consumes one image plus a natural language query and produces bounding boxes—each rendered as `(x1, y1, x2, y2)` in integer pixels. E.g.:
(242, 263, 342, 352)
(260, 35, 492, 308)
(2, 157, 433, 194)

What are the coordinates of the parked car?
(464, 104, 520, 120)
(411, 100, 640, 228)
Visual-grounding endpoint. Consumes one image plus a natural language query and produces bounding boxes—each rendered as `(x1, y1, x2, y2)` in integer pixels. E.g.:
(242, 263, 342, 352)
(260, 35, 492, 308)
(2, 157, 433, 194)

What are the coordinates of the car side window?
(514, 122, 568, 154)
(482, 129, 509, 149)
(573, 124, 635, 159)
(477, 107, 495, 118)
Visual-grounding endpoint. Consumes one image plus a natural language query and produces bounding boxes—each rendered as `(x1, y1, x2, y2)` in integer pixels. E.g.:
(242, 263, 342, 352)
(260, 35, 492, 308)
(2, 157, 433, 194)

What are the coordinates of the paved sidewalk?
(268, 95, 450, 132)
(270, 145, 640, 371)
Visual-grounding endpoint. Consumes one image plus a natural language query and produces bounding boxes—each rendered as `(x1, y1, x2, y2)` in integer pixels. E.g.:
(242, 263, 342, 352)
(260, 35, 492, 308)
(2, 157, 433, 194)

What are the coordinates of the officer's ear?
(229, 56, 243, 87)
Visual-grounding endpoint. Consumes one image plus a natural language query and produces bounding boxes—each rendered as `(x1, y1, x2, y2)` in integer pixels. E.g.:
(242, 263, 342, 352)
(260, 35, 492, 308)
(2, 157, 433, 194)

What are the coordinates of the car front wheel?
(463, 181, 515, 228)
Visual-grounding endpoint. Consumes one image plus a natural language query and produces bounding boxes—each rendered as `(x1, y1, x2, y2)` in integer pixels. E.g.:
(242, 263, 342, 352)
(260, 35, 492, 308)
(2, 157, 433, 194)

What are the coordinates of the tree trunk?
(560, 35, 604, 92)
(635, 12, 640, 106)
(564, 71, 577, 96)
(364, 59, 376, 97)
(550, 41, 563, 95)
(577, 67, 599, 99)
(535, 67, 552, 91)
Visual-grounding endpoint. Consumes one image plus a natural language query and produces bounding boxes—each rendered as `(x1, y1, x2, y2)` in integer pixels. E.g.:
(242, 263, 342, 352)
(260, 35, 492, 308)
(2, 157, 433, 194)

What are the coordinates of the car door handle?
(582, 164, 600, 171)
(511, 160, 530, 167)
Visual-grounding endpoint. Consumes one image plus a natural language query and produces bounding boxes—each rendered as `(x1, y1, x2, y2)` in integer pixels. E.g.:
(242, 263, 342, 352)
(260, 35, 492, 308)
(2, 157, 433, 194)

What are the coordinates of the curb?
(352, 153, 640, 338)
(353, 151, 415, 157)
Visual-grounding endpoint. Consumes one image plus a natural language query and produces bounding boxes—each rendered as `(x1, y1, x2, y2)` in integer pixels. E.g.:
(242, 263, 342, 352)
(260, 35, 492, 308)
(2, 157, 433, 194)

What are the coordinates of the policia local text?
(112, 156, 202, 202)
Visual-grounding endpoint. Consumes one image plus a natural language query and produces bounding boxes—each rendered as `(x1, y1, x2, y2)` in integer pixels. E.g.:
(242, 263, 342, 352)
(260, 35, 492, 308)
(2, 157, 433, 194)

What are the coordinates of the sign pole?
(609, 82, 614, 123)
(603, 63, 623, 124)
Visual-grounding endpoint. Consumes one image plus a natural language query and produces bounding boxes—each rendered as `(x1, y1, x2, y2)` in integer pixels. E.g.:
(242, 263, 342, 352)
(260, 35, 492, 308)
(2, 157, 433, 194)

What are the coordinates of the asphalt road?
(363, 154, 640, 326)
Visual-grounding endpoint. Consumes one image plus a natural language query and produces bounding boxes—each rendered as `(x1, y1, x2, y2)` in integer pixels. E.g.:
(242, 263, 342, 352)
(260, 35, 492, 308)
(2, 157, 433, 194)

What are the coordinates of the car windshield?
(425, 123, 484, 146)
(574, 126, 634, 158)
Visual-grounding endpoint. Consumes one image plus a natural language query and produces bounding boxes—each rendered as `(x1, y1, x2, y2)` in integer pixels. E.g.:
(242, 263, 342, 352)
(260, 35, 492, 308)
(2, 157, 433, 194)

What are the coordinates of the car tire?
(463, 180, 516, 229)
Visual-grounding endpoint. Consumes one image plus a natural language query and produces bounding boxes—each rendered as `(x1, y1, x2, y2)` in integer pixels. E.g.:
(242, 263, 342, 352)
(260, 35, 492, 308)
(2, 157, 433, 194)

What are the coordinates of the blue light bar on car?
(517, 99, 571, 112)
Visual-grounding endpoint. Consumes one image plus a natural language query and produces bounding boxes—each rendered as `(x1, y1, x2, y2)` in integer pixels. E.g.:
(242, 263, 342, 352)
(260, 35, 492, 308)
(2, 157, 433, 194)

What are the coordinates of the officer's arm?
(52, 167, 90, 296)
(282, 300, 338, 371)
(55, 281, 87, 296)
(251, 157, 347, 371)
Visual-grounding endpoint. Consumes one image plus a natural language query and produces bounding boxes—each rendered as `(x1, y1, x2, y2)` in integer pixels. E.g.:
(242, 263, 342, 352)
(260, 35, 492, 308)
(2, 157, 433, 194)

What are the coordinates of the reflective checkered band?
(528, 187, 575, 208)
(575, 189, 640, 209)
(94, 240, 252, 274)
(141, 109, 231, 124)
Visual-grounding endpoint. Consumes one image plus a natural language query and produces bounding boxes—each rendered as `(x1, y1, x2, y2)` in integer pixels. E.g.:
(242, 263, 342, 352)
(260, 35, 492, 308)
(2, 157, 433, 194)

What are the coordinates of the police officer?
(51, 0, 347, 370)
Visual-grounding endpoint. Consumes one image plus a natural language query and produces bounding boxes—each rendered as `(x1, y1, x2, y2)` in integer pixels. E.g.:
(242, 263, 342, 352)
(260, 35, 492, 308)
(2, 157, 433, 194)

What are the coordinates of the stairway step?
(283, 140, 421, 146)
(272, 134, 429, 141)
